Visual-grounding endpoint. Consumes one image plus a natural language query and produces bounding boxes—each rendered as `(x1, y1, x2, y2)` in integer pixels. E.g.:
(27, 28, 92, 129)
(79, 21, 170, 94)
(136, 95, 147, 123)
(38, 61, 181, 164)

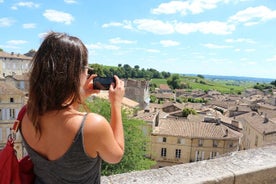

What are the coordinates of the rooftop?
(153, 117, 242, 139)
(0, 51, 32, 60)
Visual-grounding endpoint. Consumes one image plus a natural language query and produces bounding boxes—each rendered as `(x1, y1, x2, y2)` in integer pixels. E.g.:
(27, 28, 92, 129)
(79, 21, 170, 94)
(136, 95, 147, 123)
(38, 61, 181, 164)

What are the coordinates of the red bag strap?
(12, 105, 27, 133)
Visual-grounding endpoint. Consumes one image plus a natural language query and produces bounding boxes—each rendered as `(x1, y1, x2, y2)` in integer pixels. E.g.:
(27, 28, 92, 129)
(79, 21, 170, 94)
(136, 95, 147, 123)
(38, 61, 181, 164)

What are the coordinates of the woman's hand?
(109, 75, 125, 107)
(83, 74, 100, 98)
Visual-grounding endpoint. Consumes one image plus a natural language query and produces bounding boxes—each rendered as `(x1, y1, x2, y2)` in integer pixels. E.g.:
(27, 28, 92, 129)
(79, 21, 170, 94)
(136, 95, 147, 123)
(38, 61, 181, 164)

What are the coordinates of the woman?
(20, 32, 125, 183)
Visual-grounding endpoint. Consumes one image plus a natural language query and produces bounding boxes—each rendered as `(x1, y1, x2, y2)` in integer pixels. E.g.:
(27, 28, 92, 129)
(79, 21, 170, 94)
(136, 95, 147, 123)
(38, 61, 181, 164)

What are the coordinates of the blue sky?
(1, 0, 276, 79)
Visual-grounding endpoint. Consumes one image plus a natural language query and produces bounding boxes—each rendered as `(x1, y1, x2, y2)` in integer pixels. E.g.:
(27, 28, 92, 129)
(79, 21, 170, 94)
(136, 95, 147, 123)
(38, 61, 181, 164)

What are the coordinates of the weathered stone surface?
(101, 145, 276, 184)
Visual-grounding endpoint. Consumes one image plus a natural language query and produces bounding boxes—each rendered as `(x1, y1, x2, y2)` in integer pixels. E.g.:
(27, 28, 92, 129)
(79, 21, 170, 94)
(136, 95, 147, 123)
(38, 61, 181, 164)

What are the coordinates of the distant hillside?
(151, 75, 255, 94)
(185, 74, 274, 83)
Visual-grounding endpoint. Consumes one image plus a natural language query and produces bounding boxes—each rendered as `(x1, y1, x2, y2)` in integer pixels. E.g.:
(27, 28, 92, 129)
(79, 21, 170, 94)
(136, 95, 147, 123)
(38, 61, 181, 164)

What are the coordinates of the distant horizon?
(1, 0, 276, 79)
(184, 73, 275, 82)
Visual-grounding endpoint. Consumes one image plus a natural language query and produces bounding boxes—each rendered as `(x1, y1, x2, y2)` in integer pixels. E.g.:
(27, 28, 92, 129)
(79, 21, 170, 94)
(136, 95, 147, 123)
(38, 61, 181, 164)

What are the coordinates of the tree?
(0, 48, 3, 52)
(86, 98, 155, 176)
(90, 64, 105, 76)
(167, 74, 181, 89)
(270, 80, 276, 87)
(182, 108, 197, 117)
(197, 74, 204, 79)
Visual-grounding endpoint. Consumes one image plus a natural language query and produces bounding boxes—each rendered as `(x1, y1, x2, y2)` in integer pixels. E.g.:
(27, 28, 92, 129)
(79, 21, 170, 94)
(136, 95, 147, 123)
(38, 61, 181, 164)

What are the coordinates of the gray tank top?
(21, 114, 102, 184)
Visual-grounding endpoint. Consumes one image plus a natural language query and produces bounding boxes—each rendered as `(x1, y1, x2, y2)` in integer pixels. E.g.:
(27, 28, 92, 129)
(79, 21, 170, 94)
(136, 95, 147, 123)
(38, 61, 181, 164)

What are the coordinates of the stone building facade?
(0, 51, 32, 77)
(124, 79, 150, 109)
(0, 81, 25, 159)
(150, 116, 242, 168)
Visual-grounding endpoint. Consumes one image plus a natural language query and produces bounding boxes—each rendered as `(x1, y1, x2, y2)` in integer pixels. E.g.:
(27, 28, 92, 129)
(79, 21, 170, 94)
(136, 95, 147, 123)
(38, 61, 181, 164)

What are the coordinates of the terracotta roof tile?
(0, 51, 32, 60)
(0, 81, 24, 95)
(236, 112, 276, 134)
(153, 117, 242, 139)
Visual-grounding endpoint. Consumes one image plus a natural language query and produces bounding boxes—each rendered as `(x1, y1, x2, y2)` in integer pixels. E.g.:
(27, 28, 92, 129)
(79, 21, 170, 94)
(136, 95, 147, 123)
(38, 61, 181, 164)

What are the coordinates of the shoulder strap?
(12, 105, 27, 133)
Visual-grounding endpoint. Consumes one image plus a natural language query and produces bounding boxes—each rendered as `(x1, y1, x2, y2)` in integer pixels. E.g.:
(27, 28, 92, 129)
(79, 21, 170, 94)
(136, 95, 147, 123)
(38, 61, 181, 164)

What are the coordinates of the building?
(0, 81, 25, 159)
(0, 51, 32, 77)
(5, 73, 29, 94)
(124, 79, 150, 109)
(150, 116, 242, 168)
(236, 112, 276, 150)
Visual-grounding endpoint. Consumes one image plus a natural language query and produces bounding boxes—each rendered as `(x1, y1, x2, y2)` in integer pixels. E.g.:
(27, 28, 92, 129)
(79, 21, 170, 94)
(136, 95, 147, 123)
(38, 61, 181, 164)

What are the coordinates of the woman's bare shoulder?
(84, 113, 110, 133)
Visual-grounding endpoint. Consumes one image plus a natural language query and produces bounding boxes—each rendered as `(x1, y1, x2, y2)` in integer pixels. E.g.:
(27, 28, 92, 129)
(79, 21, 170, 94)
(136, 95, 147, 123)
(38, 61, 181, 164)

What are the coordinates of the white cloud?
(175, 21, 235, 35)
(7, 40, 27, 45)
(43, 9, 74, 25)
(202, 43, 232, 49)
(229, 6, 276, 26)
(104, 19, 235, 35)
(22, 23, 36, 29)
(151, 0, 230, 15)
(244, 48, 256, 52)
(86, 43, 120, 50)
(38, 32, 49, 39)
(0, 17, 15, 27)
(11, 1, 40, 10)
(64, 0, 77, 4)
(102, 20, 133, 30)
(266, 55, 276, 62)
(160, 40, 180, 47)
(246, 61, 257, 65)
(0, 0, 4, 3)
(145, 49, 160, 53)
(225, 38, 256, 44)
(109, 37, 136, 44)
(134, 19, 174, 35)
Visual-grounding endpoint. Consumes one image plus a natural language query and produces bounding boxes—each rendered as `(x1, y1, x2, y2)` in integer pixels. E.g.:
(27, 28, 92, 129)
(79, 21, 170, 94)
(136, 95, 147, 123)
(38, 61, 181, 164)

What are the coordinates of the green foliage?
(197, 74, 204, 79)
(182, 108, 197, 117)
(89, 63, 170, 80)
(150, 94, 157, 103)
(0, 48, 3, 52)
(253, 83, 272, 91)
(270, 80, 276, 87)
(86, 98, 155, 176)
(151, 75, 254, 94)
(167, 74, 182, 89)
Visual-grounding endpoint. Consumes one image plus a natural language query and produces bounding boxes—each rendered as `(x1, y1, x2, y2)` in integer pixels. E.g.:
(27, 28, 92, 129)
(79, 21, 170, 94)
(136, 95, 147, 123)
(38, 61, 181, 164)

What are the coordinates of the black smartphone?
(93, 77, 115, 90)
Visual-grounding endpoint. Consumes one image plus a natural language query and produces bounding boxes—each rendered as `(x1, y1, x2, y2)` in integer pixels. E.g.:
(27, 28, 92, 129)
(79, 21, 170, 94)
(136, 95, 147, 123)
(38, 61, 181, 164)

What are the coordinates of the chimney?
(216, 118, 221, 125)
(263, 113, 269, 124)
(224, 129, 228, 137)
(154, 112, 160, 127)
(231, 120, 239, 128)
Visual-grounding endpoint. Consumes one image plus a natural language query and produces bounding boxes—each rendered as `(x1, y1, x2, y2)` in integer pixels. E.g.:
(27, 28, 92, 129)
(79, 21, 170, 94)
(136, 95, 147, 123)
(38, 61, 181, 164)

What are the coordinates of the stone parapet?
(102, 145, 276, 184)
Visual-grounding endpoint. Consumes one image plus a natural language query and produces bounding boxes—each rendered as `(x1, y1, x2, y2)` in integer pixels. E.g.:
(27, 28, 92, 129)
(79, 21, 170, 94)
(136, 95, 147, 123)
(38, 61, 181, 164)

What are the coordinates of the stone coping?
(102, 145, 276, 184)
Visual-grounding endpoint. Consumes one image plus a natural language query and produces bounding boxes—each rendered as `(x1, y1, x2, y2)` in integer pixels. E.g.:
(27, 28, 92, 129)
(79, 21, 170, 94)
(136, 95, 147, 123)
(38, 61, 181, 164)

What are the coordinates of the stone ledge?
(101, 145, 276, 184)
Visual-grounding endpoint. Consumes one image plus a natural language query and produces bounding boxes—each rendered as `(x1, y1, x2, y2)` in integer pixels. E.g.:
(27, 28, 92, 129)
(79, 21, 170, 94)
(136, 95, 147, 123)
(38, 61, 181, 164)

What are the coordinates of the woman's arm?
(83, 76, 125, 163)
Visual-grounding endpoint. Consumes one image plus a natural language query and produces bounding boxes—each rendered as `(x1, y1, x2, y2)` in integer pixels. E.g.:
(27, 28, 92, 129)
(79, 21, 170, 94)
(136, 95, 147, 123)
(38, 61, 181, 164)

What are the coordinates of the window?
(229, 142, 233, 148)
(255, 135, 258, 146)
(162, 137, 167, 143)
(0, 128, 2, 141)
(161, 148, 167, 157)
(210, 152, 219, 159)
(213, 140, 218, 147)
(195, 150, 204, 161)
(198, 139, 203, 147)
(10, 109, 15, 119)
(175, 149, 181, 159)
(6, 128, 11, 139)
(10, 98, 14, 103)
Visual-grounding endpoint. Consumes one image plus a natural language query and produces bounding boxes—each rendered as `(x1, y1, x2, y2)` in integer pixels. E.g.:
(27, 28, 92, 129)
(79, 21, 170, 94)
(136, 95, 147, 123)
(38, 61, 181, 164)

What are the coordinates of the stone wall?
(102, 145, 276, 184)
